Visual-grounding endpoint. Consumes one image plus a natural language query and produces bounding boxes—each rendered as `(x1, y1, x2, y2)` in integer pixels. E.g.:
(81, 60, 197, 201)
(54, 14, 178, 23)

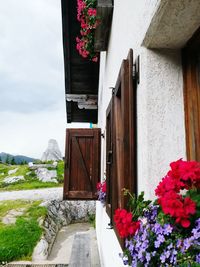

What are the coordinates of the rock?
(32, 238, 49, 261)
(2, 208, 25, 224)
(4, 175, 24, 184)
(8, 168, 18, 175)
(35, 168, 58, 183)
(29, 164, 56, 170)
(53, 161, 58, 167)
(28, 162, 34, 167)
(41, 139, 62, 162)
(37, 217, 44, 227)
(39, 201, 50, 207)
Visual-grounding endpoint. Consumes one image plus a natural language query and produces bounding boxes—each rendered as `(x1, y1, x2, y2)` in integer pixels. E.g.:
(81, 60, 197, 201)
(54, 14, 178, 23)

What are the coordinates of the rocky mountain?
(0, 152, 37, 164)
(41, 139, 63, 162)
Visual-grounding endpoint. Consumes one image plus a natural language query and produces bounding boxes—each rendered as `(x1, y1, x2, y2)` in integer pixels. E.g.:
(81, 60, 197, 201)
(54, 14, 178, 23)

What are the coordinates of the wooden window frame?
(183, 28, 200, 161)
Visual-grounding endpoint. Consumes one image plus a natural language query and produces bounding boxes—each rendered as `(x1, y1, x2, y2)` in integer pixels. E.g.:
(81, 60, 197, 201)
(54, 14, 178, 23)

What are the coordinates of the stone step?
(68, 233, 90, 267)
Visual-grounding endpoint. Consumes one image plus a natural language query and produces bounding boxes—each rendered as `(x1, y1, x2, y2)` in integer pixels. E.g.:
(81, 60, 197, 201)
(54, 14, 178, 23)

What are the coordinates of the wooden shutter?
(183, 28, 200, 161)
(106, 99, 113, 218)
(63, 128, 101, 200)
(105, 49, 137, 232)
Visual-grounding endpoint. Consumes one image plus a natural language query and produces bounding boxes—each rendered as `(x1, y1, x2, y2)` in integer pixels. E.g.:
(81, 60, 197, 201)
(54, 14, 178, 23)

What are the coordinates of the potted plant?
(76, 0, 113, 61)
(76, 0, 99, 61)
(114, 159, 200, 266)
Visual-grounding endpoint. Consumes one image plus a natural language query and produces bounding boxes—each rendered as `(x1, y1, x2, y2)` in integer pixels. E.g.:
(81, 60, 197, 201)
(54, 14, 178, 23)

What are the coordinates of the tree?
(5, 155, 10, 164)
(20, 160, 27, 165)
(11, 157, 16, 165)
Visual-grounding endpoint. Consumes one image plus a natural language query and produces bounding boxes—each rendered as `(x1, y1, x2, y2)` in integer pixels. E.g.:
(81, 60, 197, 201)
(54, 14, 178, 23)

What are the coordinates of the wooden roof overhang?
(61, 0, 99, 123)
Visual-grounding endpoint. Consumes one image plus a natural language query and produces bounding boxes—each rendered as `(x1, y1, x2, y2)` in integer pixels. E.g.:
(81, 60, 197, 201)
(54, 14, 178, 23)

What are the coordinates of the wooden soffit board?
(61, 0, 99, 123)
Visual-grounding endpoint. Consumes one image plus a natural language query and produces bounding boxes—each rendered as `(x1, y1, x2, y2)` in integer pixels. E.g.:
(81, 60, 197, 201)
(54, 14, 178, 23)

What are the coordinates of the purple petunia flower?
(146, 252, 151, 262)
(143, 205, 158, 223)
(154, 234, 165, 248)
(152, 251, 157, 257)
(196, 253, 200, 264)
(182, 237, 194, 251)
(160, 253, 166, 263)
(98, 191, 106, 203)
(192, 227, 200, 237)
(170, 248, 177, 264)
(152, 223, 163, 234)
(195, 218, 200, 228)
(176, 239, 182, 249)
(165, 250, 171, 259)
(163, 224, 173, 235)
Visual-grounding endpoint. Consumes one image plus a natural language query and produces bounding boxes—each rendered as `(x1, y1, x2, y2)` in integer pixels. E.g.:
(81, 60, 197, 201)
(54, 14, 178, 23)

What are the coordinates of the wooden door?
(63, 128, 101, 200)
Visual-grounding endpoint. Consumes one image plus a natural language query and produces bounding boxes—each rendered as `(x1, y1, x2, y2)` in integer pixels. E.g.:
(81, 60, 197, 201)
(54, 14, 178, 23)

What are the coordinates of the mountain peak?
(41, 139, 62, 162)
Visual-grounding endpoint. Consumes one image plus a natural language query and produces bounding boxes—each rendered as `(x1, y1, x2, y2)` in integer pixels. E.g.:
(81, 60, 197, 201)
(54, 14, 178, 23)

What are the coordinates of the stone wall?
(32, 200, 96, 261)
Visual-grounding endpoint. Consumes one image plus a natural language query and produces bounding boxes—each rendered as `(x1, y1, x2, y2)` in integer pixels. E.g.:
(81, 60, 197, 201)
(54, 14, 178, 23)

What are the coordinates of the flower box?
(94, 0, 113, 52)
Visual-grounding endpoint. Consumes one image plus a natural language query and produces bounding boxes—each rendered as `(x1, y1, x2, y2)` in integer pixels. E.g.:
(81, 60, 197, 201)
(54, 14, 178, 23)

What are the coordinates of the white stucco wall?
(96, 202, 124, 267)
(98, 0, 162, 181)
(137, 48, 186, 199)
(98, 0, 186, 197)
(96, 0, 197, 266)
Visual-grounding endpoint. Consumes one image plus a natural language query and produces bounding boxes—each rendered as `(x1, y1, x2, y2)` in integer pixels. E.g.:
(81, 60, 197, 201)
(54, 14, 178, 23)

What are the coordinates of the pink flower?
(81, 21, 88, 29)
(88, 8, 97, 16)
(76, 0, 99, 62)
(92, 56, 98, 62)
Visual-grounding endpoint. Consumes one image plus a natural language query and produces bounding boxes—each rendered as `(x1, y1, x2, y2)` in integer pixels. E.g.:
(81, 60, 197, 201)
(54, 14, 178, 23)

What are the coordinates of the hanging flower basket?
(76, 0, 99, 62)
(76, 0, 113, 61)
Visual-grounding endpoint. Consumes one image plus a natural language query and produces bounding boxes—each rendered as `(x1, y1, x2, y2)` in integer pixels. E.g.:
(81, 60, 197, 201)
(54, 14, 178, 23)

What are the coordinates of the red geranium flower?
(114, 209, 140, 238)
(155, 159, 199, 228)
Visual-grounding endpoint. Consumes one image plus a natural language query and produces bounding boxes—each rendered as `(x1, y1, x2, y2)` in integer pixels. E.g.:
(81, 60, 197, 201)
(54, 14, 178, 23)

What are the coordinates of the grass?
(88, 213, 96, 228)
(57, 161, 65, 183)
(0, 200, 31, 219)
(0, 200, 47, 263)
(0, 161, 64, 191)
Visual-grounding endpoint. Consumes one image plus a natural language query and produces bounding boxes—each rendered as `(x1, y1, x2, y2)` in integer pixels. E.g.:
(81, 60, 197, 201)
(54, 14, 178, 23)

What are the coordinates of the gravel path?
(0, 187, 63, 201)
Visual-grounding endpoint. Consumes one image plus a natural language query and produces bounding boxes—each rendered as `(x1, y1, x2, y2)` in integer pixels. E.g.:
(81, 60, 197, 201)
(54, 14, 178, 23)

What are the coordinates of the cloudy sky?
(0, 0, 67, 158)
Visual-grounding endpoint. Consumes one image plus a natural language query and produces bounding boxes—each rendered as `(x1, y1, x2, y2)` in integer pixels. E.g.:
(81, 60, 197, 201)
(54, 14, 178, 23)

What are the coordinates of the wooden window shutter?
(105, 49, 137, 233)
(63, 128, 101, 200)
(106, 98, 113, 219)
(183, 28, 200, 161)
